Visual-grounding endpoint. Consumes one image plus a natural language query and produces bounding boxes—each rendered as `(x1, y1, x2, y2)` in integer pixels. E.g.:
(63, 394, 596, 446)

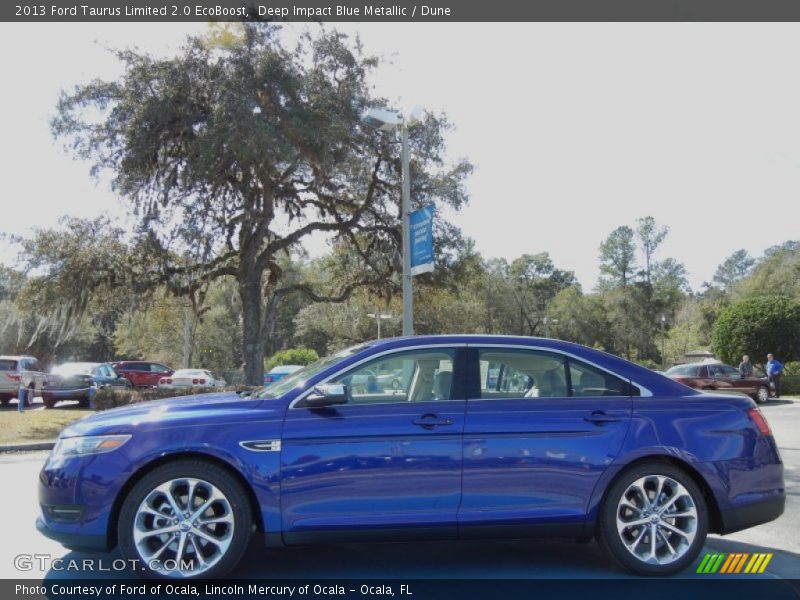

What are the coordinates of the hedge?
(91, 385, 259, 411)
(780, 375, 800, 396)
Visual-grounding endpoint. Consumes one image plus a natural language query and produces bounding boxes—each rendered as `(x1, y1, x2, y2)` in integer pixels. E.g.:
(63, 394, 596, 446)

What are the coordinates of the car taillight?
(166, 378, 172, 384)
(748, 407, 772, 436)
(673, 377, 692, 385)
(192, 378, 199, 384)
(197, 378, 206, 385)
(5, 373, 21, 382)
(159, 378, 166, 384)
(264, 376, 273, 383)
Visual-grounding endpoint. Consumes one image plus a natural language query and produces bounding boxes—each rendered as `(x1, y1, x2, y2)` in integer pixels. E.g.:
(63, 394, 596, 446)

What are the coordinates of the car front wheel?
(117, 460, 252, 579)
(597, 462, 708, 576)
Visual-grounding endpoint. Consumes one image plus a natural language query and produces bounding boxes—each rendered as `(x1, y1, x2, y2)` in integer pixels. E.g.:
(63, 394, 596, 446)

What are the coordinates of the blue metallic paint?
(37, 335, 784, 555)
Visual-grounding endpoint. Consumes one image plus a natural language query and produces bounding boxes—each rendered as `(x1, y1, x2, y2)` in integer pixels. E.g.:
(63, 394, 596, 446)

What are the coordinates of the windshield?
(258, 344, 371, 399)
(665, 364, 698, 376)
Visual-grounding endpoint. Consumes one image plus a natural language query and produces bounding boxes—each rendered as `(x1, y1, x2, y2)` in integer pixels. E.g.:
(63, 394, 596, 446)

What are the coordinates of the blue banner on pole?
(409, 204, 435, 276)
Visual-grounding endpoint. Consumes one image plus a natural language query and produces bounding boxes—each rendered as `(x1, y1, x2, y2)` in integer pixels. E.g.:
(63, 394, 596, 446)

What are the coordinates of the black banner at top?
(8, 0, 800, 22)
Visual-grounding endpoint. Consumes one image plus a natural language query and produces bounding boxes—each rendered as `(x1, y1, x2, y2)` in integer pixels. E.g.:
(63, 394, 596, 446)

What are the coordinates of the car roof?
(0, 355, 37, 360)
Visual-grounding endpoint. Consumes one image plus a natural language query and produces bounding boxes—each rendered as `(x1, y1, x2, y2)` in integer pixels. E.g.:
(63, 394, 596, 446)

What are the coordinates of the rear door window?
(568, 359, 637, 397)
(0, 360, 18, 371)
(477, 349, 568, 399)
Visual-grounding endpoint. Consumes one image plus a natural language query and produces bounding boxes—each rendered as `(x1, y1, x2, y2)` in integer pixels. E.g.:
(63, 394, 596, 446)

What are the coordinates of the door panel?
(459, 348, 632, 538)
(280, 347, 466, 543)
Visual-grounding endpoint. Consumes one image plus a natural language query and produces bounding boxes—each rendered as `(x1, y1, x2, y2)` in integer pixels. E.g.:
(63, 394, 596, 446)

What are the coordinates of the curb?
(0, 441, 55, 453)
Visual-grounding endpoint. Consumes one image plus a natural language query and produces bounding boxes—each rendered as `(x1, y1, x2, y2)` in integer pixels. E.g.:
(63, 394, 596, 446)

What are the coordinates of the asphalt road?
(1, 399, 798, 581)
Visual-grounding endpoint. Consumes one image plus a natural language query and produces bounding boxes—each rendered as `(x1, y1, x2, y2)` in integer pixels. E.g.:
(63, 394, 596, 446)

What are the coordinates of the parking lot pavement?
(2, 399, 797, 581)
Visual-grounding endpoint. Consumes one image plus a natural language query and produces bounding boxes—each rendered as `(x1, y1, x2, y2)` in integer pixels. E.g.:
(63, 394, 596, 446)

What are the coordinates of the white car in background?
(157, 369, 226, 391)
(0, 355, 46, 406)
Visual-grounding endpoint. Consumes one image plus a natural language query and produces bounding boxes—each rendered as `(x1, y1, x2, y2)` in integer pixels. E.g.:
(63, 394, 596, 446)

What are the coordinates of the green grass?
(0, 405, 92, 445)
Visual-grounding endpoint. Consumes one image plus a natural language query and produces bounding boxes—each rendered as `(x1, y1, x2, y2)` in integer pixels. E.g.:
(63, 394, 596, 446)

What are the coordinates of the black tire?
(0, 395, 10, 407)
(597, 462, 708, 576)
(117, 459, 252, 579)
(43, 396, 56, 409)
(754, 386, 770, 405)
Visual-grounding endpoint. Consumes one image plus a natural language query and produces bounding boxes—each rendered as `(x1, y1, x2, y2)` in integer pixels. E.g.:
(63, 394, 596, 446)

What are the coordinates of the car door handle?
(584, 411, 621, 425)
(412, 414, 454, 429)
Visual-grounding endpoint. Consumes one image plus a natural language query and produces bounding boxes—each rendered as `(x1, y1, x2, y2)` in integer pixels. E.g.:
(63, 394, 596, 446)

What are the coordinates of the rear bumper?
(718, 494, 785, 534)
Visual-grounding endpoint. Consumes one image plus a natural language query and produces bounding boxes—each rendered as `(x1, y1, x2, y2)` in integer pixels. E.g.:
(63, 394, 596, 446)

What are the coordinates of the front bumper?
(36, 515, 109, 551)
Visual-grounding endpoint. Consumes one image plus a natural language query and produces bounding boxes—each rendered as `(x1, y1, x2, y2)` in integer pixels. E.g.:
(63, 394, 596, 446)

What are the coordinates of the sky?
(2, 22, 800, 291)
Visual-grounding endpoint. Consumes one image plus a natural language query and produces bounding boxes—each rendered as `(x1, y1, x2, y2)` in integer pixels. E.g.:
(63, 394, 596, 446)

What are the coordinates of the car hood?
(61, 391, 273, 437)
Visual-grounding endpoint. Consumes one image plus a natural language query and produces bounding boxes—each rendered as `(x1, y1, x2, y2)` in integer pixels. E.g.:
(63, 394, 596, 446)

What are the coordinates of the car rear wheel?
(755, 386, 770, 405)
(597, 462, 708, 576)
(118, 460, 252, 579)
(42, 396, 56, 409)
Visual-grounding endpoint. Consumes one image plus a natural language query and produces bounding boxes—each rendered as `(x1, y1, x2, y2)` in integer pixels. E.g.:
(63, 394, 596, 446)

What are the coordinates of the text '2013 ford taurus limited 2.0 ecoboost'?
(37, 336, 785, 578)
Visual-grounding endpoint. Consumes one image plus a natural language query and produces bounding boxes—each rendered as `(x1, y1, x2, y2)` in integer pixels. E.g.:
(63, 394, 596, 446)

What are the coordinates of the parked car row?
(0, 354, 233, 408)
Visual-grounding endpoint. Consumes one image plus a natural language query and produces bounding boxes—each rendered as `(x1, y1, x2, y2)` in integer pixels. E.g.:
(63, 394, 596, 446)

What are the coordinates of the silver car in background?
(156, 368, 226, 391)
(0, 355, 45, 405)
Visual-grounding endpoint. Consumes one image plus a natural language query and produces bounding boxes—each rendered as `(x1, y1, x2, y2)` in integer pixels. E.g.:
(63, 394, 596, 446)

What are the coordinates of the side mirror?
(303, 383, 348, 408)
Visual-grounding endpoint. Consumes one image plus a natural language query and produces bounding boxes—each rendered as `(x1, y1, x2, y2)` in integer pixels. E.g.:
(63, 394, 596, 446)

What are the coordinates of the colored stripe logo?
(696, 552, 773, 574)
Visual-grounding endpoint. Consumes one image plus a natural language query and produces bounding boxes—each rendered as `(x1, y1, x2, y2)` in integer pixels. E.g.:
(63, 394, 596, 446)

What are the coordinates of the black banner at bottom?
(3, 579, 800, 600)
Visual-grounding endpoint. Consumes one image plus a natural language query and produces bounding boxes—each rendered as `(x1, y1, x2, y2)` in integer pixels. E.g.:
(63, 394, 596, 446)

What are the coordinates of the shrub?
(90, 385, 259, 411)
(711, 296, 800, 366)
(633, 358, 661, 371)
(265, 347, 319, 371)
(780, 375, 800, 396)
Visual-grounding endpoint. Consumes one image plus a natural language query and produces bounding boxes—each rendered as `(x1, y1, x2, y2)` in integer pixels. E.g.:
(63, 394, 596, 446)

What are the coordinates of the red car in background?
(111, 361, 173, 388)
(665, 361, 771, 404)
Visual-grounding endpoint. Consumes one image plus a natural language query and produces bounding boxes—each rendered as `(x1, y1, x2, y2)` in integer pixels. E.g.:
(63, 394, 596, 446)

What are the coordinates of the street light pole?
(661, 314, 666, 368)
(361, 106, 424, 338)
(401, 122, 413, 336)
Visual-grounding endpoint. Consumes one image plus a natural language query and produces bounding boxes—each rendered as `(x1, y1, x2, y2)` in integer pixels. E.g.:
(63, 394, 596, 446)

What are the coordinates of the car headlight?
(51, 434, 131, 461)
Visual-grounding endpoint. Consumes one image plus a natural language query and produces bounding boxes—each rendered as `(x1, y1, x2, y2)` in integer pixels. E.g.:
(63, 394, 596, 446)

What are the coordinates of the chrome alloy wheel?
(756, 386, 770, 404)
(133, 477, 234, 577)
(616, 474, 698, 565)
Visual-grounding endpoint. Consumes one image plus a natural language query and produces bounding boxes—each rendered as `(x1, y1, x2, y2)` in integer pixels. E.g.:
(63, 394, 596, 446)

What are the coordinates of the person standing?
(738, 355, 754, 378)
(766, 353, 784, 398)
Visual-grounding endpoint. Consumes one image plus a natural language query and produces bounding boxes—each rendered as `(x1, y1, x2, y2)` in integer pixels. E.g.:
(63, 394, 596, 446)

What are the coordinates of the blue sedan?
(37, 336, 784, 579)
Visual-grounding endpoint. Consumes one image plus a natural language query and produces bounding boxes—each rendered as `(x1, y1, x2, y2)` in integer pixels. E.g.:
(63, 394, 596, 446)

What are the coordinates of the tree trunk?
(262, 290, 281, 358)
(239, 274, 265, 385)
